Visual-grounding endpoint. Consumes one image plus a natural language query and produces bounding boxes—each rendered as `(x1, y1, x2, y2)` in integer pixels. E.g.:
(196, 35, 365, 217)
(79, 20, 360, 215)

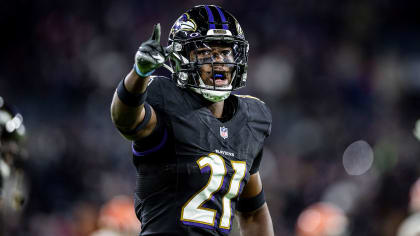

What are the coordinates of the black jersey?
(131, 76, 271, 236)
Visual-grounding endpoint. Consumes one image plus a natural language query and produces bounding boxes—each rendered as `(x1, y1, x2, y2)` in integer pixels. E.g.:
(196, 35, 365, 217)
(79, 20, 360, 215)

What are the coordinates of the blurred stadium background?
(1, 0, 420, 235)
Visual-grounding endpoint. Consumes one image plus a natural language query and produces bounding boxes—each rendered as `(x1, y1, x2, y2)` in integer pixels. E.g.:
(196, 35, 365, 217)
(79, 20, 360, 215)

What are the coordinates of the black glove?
(134, 23, 167, 77)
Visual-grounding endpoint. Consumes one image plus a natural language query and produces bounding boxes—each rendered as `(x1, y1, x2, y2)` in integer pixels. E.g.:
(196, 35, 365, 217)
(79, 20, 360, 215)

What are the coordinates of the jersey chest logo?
(220, 126, 228, 139)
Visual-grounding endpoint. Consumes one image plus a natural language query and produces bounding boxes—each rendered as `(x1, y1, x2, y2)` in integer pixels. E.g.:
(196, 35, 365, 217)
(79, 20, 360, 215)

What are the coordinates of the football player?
(111, 5, 274, 236)
(0, 96, 28, 233)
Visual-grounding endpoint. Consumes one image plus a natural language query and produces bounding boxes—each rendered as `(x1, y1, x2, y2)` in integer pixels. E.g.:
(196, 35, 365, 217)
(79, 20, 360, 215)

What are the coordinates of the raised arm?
(236, 172, 274, 236)
(110, 24, 166, 140)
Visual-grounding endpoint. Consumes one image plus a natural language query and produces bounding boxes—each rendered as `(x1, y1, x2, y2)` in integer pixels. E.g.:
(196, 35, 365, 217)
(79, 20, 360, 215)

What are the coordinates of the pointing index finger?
(150, 23, 161, 43)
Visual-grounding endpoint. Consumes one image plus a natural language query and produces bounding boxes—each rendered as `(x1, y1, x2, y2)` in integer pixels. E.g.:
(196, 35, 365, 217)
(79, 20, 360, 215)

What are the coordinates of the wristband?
(236, 189, 266, 212)
(134, 63, 155, 77)
(116, 78, 147, 107)
(120, 103, 152, 136)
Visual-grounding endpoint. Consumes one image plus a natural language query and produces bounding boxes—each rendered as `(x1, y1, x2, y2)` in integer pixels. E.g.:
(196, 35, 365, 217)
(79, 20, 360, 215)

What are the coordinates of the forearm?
(110, 69, 150, 132)
(237, 203, 274, 236)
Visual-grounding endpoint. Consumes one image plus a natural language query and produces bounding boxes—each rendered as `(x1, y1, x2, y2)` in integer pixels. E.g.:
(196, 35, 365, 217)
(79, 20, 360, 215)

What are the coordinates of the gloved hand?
(134, 23, 167, 77)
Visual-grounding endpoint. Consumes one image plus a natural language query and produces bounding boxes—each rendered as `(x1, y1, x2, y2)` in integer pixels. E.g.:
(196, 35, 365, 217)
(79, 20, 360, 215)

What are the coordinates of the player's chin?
(203, 78, 231, 87)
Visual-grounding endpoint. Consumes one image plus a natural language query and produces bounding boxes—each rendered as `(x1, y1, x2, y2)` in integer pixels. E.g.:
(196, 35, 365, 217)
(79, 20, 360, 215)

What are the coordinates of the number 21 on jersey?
(181, 153, 247, 229)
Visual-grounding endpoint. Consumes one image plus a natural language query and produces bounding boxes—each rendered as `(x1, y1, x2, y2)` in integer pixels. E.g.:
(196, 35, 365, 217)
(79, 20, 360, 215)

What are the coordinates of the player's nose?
(211, 52, 224, 62)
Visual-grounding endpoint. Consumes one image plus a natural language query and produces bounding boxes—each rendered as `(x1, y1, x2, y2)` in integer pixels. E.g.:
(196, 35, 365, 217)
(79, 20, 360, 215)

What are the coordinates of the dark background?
(1, 0, 420, 235)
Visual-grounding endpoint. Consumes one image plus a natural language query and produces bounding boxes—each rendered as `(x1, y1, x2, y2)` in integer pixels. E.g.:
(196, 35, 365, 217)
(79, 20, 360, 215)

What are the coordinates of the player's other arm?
(111, 24, 165, 140)
(236, 172, 274, 236)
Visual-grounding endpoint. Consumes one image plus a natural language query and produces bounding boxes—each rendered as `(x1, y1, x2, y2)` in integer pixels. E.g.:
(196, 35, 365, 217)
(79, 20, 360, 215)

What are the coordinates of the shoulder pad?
(236, 94, 272, 137)
(146, 76, 175, 111)
(148, 75, 172, 85)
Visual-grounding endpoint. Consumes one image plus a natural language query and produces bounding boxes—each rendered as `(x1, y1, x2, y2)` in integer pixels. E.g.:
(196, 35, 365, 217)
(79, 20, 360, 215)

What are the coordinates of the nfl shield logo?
(220, 126, 228, 139)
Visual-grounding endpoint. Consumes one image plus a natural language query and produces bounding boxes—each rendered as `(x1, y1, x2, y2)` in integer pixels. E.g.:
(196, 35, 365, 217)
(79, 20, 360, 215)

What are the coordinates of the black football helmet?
(167, 5, 249, 102)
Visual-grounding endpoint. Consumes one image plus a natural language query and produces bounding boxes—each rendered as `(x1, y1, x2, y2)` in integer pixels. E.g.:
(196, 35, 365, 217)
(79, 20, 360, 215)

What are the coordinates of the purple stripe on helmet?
(215, 6, 229, 30)
(132, 129, 168, 156)
(204, 5, 216, 29)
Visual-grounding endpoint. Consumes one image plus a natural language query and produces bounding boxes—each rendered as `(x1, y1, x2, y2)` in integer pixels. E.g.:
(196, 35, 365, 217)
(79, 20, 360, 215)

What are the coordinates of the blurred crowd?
(1, 0, 420, 235)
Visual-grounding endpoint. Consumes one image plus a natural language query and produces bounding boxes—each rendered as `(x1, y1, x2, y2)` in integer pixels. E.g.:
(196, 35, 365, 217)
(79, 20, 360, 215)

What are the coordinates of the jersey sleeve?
(131, 76, 172, 157)
(144, 76, 166, 111)
(257, 101, 272, 137)
(237, 95, 272, 175)
(132, 112, 167, 157)
(249, 148, 263, 174)
(239, 95, 272, 138)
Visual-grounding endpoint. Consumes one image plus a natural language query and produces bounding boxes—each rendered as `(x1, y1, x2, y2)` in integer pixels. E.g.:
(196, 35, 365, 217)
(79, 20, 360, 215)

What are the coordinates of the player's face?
(190, 43, 234, 87)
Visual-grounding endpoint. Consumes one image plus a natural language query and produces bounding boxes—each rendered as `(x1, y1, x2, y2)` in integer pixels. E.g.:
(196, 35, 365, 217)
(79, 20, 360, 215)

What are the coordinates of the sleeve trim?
(132, 128, 168, 157)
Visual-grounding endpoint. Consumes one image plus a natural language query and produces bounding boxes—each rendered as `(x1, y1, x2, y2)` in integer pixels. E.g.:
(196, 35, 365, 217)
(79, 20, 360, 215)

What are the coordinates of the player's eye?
(197, 49, 211, 56)
(221, 49, 232, 56)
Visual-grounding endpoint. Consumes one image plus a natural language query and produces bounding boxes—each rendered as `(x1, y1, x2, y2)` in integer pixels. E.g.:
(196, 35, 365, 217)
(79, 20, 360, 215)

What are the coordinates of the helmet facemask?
(167, 5, 249, 102)
(169, 37, 248, 102)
